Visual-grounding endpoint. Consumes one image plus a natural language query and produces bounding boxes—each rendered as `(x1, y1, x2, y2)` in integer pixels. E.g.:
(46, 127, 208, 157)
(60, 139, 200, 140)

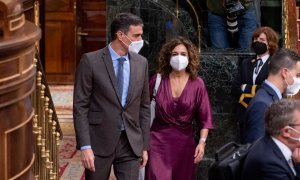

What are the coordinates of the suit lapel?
(249, 58, 256, 82)
(266, 136, 296, 177)
(256, 58, 270, 84)
(124, 52, 137, 107)
(102, 47, 122, 104)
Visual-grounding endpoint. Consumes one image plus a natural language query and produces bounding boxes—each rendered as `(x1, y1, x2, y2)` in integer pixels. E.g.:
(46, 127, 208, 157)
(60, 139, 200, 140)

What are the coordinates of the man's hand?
(293, 148, 300, 163)
(81, 148, 95, 172)
(140, 150, 148, 168)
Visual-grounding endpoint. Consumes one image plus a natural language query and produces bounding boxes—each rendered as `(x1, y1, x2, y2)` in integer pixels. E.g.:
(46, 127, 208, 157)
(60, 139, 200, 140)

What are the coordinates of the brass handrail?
(32, 50, 62, 180)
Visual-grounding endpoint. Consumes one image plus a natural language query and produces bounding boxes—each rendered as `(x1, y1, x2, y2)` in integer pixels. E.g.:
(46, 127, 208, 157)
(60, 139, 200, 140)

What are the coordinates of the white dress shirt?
(271, 136, 296, 175)
(253, 54, 270, 84)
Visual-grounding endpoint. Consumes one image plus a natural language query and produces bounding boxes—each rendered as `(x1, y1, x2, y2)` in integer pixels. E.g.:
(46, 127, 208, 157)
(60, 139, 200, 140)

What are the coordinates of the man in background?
(207, 0, 259, 48)
(243, 48, 300, 143)
(242, 99, 300, 179)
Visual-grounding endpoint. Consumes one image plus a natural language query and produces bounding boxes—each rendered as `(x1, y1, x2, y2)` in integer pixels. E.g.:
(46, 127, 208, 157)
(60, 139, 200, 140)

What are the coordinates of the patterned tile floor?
(59, 136, 85, 180)
(50, 85, 117, 180)
(50, 85, 84, 179)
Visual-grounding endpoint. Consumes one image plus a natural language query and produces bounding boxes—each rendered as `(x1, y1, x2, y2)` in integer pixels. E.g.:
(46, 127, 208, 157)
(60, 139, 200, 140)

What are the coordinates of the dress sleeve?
(196, 77, 214, 130)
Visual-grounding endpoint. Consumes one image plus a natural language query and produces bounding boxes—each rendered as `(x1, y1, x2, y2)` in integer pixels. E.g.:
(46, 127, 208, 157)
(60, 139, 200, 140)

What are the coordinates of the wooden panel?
(288, 0, 298, 51)
(44, 0, 106, 84)
(45, 0, 75, 84)
(6, 112, 34, 179)
(22, 0, 36, 22)
(45, 22, 74, 73)
(45, 0, 74, 12)
(76, 0, 106, 65)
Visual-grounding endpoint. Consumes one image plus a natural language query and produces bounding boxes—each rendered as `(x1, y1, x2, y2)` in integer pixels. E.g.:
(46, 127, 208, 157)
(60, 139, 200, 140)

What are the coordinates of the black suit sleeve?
(244, 101, 268, 144)
(232, 58, 258, 108)
(295, 164, 300, 179)
(231, 58, 257, 98)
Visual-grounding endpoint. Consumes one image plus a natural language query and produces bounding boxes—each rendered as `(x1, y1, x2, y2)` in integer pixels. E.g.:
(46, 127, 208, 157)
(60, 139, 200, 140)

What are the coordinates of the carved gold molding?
(34, 0, 40, 50)
(175, 0, 201, 52)
(186, 0, 201, 53)
(283, 0, 290, 48)
(0, 47, 35, 84)
(9, 14, 25, 31)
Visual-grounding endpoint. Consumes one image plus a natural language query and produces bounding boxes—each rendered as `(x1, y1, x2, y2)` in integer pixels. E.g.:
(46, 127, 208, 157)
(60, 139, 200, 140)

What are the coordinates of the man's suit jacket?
(73, 47, 150, 157)
(243, 82, 280, 144)
(242, 135, 300, 180)
(231, 57, 270, 122)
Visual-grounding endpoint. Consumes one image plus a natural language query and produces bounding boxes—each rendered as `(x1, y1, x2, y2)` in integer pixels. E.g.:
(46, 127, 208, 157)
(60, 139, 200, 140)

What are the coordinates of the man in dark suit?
(231, 27, 279, 141)
(243, 48, 300, 144)
(242, 99, 300, 180)
(73, 13, 150, 180)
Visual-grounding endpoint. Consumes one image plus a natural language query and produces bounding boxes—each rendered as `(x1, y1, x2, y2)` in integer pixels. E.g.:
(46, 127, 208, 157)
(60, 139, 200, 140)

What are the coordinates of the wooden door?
(45, 0, 76, 84)
(76, 0, 106, 65)
(44, 0, 106, 84)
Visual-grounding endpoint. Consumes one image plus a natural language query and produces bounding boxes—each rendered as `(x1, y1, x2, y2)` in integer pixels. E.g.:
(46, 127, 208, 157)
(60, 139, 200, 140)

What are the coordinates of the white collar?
(271, 136, 292, 162)
(257, 54, 270, 64)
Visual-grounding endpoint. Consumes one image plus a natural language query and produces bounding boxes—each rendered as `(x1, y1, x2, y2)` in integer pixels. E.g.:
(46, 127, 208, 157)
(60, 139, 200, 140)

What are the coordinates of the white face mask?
(288, 126, 300, 142)
(170, 55, 189, 71)
(128, 40, 144, 53)
(285, 71, 300, 95)
(121, 33, 144, 53)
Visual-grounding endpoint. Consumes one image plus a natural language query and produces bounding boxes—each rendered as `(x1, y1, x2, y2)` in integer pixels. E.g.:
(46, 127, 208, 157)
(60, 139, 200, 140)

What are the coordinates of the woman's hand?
(194, 142, 205, 164)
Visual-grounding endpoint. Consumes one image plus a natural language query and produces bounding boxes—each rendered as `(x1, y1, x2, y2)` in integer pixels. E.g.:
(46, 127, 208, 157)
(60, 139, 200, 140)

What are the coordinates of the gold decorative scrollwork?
(176, 0, 201, 52)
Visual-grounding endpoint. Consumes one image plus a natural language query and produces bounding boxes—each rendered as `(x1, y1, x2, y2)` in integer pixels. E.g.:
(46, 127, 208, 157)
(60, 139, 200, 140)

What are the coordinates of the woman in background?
(145, 36, 214, 180)
(231, 26, 279, 142)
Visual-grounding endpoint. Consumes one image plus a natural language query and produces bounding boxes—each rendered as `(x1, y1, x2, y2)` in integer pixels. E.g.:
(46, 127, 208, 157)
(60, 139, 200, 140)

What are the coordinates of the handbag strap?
(152, 73, 162, 97)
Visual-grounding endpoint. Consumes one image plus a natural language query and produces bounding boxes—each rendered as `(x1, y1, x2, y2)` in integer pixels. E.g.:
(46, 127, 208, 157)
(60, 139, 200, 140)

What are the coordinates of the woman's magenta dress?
(145, 74, 214, 180)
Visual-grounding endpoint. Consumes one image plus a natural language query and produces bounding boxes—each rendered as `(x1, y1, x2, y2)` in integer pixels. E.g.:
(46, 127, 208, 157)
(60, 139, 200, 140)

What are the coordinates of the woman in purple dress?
(145, 37, 214, 180)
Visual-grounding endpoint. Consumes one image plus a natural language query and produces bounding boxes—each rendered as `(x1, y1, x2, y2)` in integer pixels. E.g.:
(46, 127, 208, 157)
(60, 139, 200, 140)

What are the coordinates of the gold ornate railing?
(32, 50, 62, 180)
(32, 49, 62, 179)
(22, 0, 63, 179)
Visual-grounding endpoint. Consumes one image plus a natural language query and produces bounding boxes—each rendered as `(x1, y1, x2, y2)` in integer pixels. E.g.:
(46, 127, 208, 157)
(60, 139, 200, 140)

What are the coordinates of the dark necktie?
(254, 58, 263, 74)
(117, 57, 126, 100)
(288, 158, 296, 175)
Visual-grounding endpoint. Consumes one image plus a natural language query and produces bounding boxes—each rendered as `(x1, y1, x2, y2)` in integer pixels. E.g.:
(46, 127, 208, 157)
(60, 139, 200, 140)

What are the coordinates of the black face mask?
(252, 41, 268, 55)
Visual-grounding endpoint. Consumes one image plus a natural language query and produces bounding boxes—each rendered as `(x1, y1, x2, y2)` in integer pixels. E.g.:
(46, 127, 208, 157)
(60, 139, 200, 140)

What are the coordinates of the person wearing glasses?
(242, 99, 300, 180)
(243, 48, 300, 144)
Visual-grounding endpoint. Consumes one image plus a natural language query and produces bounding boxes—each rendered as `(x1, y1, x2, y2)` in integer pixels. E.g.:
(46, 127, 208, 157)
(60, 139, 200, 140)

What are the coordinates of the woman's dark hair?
(157, 36, 200, 79)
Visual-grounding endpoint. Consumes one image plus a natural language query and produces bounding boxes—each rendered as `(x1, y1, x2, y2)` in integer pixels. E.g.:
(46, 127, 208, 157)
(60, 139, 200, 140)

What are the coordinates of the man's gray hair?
(265, 99, 300, 135)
